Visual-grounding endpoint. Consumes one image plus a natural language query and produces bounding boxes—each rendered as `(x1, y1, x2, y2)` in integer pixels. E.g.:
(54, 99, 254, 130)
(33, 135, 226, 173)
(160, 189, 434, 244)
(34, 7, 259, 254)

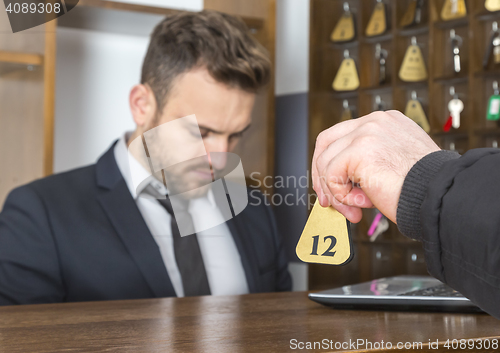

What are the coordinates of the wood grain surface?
(0, 291, 498, 352)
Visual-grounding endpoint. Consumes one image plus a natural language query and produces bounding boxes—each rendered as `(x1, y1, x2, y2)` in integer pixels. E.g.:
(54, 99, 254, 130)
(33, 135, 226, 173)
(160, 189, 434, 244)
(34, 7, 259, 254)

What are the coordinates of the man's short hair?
(141, 10, 271, 111)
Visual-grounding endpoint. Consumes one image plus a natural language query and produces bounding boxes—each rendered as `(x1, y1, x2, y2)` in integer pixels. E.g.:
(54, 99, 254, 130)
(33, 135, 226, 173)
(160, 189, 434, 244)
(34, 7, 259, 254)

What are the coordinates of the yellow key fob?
(441, 0, 467, 21)
(366, 0, 387, 37)
(296, 200, 353, 266)
(486, 0, 500, 12)
(333, 52, 360, 91)
(399, 38, 428, 82)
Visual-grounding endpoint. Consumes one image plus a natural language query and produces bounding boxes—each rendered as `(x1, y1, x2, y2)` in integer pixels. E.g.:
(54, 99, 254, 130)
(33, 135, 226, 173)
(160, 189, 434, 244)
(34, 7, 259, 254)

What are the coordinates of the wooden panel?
(204, 0, 269, 20)
(43, 20, 57, 176)
(0, 51, 43, 66)
(0, 69, 45, 204)
(0, 4, 47, 205)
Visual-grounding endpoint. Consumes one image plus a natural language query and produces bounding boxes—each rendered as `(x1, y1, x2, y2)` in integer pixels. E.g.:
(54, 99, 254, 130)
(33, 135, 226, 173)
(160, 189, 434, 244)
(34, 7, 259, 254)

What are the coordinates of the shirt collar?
(114, 133, 167, 199)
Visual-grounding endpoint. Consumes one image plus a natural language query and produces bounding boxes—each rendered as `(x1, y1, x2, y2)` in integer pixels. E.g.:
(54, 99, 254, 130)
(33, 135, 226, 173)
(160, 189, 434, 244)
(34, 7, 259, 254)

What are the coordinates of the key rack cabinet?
(308, 0, 500, 290)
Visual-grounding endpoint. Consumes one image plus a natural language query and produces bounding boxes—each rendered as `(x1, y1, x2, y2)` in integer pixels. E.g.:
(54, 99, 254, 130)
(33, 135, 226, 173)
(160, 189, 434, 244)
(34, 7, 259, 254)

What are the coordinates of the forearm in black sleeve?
(397, 148, 500, 319)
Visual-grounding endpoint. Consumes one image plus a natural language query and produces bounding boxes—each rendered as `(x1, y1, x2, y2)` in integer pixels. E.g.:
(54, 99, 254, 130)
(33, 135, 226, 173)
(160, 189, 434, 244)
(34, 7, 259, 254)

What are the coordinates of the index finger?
(311, 118, 364, 206)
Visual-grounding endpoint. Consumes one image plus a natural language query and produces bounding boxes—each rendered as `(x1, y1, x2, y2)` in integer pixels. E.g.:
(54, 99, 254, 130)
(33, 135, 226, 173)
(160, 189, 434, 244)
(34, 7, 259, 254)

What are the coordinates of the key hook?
(376, 43, 388, 60)
(489, 22, 500, 45)
(375, 95, 384, 110)
(411, 36, 418, 46)
(449, 142, 456, 151)
(494, 81, 499, 95)
(411, 91, 418, 100)
(343, 2, 350, 12)
(450, 29, 463, 46)
(343, 99, 349, 109)
(375, 44, 387, 59)
(450, 86, 458, 99)
(344, 49, 350, 59)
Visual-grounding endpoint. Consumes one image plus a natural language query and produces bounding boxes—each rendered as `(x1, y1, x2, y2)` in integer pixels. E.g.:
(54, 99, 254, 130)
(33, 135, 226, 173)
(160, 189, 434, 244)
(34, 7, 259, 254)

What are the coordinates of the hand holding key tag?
(296, 200, 353, 265)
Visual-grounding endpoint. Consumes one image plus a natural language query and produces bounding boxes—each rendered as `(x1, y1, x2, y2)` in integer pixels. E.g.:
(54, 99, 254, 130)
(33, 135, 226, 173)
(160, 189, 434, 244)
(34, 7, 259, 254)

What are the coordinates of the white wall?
(54, 28, 150, 172)
(275, 0, 310, 96)
(54, 0, 202, 173)
(275, 0, 310, 292)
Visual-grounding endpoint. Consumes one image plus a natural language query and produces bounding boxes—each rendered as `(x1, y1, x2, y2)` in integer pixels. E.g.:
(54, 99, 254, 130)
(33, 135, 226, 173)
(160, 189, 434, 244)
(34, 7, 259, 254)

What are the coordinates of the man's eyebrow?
(198, 124, 252, 135)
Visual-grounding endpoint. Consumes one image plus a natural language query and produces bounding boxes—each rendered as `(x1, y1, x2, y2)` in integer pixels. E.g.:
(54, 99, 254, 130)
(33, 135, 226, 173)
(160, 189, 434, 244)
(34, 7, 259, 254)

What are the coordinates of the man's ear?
(129, 84, 156, 129)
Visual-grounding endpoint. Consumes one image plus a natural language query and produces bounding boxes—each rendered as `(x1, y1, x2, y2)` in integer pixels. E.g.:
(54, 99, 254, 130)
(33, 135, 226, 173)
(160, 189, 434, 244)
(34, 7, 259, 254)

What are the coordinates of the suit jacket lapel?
(225, 211, 261, 293)
(95, 143, 176, 298)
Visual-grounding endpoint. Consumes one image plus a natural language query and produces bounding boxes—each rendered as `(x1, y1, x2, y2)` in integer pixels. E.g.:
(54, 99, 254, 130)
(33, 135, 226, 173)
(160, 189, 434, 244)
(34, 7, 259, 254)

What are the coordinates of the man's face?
(146, 67, 255, 197)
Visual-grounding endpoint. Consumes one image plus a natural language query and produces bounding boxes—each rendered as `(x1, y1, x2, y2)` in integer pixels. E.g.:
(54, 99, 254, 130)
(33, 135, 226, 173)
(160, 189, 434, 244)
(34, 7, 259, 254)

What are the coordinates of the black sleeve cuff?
(396, 150, 461, 241)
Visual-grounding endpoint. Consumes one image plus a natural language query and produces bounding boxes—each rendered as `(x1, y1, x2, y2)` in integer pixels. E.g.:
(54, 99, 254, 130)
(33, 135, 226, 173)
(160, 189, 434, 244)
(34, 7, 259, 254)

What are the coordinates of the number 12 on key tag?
(296, 200, 353, 265)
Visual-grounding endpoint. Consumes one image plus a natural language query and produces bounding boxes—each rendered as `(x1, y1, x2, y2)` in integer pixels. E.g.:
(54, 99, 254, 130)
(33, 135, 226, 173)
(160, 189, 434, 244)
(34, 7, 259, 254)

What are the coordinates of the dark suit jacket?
(0, 143, 291, 304)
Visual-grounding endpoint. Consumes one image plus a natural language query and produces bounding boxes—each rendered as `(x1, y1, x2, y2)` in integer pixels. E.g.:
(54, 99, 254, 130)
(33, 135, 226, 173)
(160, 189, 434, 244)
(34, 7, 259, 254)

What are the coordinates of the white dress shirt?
(113, 133, 249, 297)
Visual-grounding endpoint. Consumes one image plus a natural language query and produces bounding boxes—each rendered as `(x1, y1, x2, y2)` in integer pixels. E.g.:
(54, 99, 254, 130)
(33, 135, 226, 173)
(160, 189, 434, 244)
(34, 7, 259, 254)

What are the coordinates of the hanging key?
(486, 0, 500, 12)
(484, 22, 500, 68)
(341, 99, 353, 121)
(366, 0, 387, 37)
(414, 0, 424, 25)
(405, 91, 431, 133)
(375, 43, 388, 85)
(448, 87, 464, 129)
(367, 212, 389, 242)
(441, 0, 467, 21)
(487, 81, 500, 121)
(375, 95, 384, 111)
(333, 50, 360, 91)
(331, 2, 356, 42)
(450, 29, 463, 74)
(371, 217, 389, 242)
(400, 0, 424, 28)
(399, 36, 428, 82)
(494, 36, 500, 64)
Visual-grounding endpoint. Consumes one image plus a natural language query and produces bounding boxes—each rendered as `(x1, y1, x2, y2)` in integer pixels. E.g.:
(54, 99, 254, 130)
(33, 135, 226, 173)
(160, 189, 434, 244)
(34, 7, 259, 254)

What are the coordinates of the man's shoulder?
(10, 164, 98, 201)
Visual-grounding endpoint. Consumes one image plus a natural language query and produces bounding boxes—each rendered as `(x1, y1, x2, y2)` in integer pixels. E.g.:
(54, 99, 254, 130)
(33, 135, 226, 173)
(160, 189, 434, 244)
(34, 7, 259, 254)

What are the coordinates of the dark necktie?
(157, 196, 211, 297)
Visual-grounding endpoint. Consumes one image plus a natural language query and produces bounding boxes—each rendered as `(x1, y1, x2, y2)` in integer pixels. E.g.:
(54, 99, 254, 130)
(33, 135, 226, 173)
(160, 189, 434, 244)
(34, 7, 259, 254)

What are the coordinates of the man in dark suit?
(0, 10, 291, 304)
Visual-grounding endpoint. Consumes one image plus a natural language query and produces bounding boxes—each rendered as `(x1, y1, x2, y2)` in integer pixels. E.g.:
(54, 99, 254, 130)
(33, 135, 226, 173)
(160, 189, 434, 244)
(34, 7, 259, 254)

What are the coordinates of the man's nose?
(206, 140, 229, 170)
